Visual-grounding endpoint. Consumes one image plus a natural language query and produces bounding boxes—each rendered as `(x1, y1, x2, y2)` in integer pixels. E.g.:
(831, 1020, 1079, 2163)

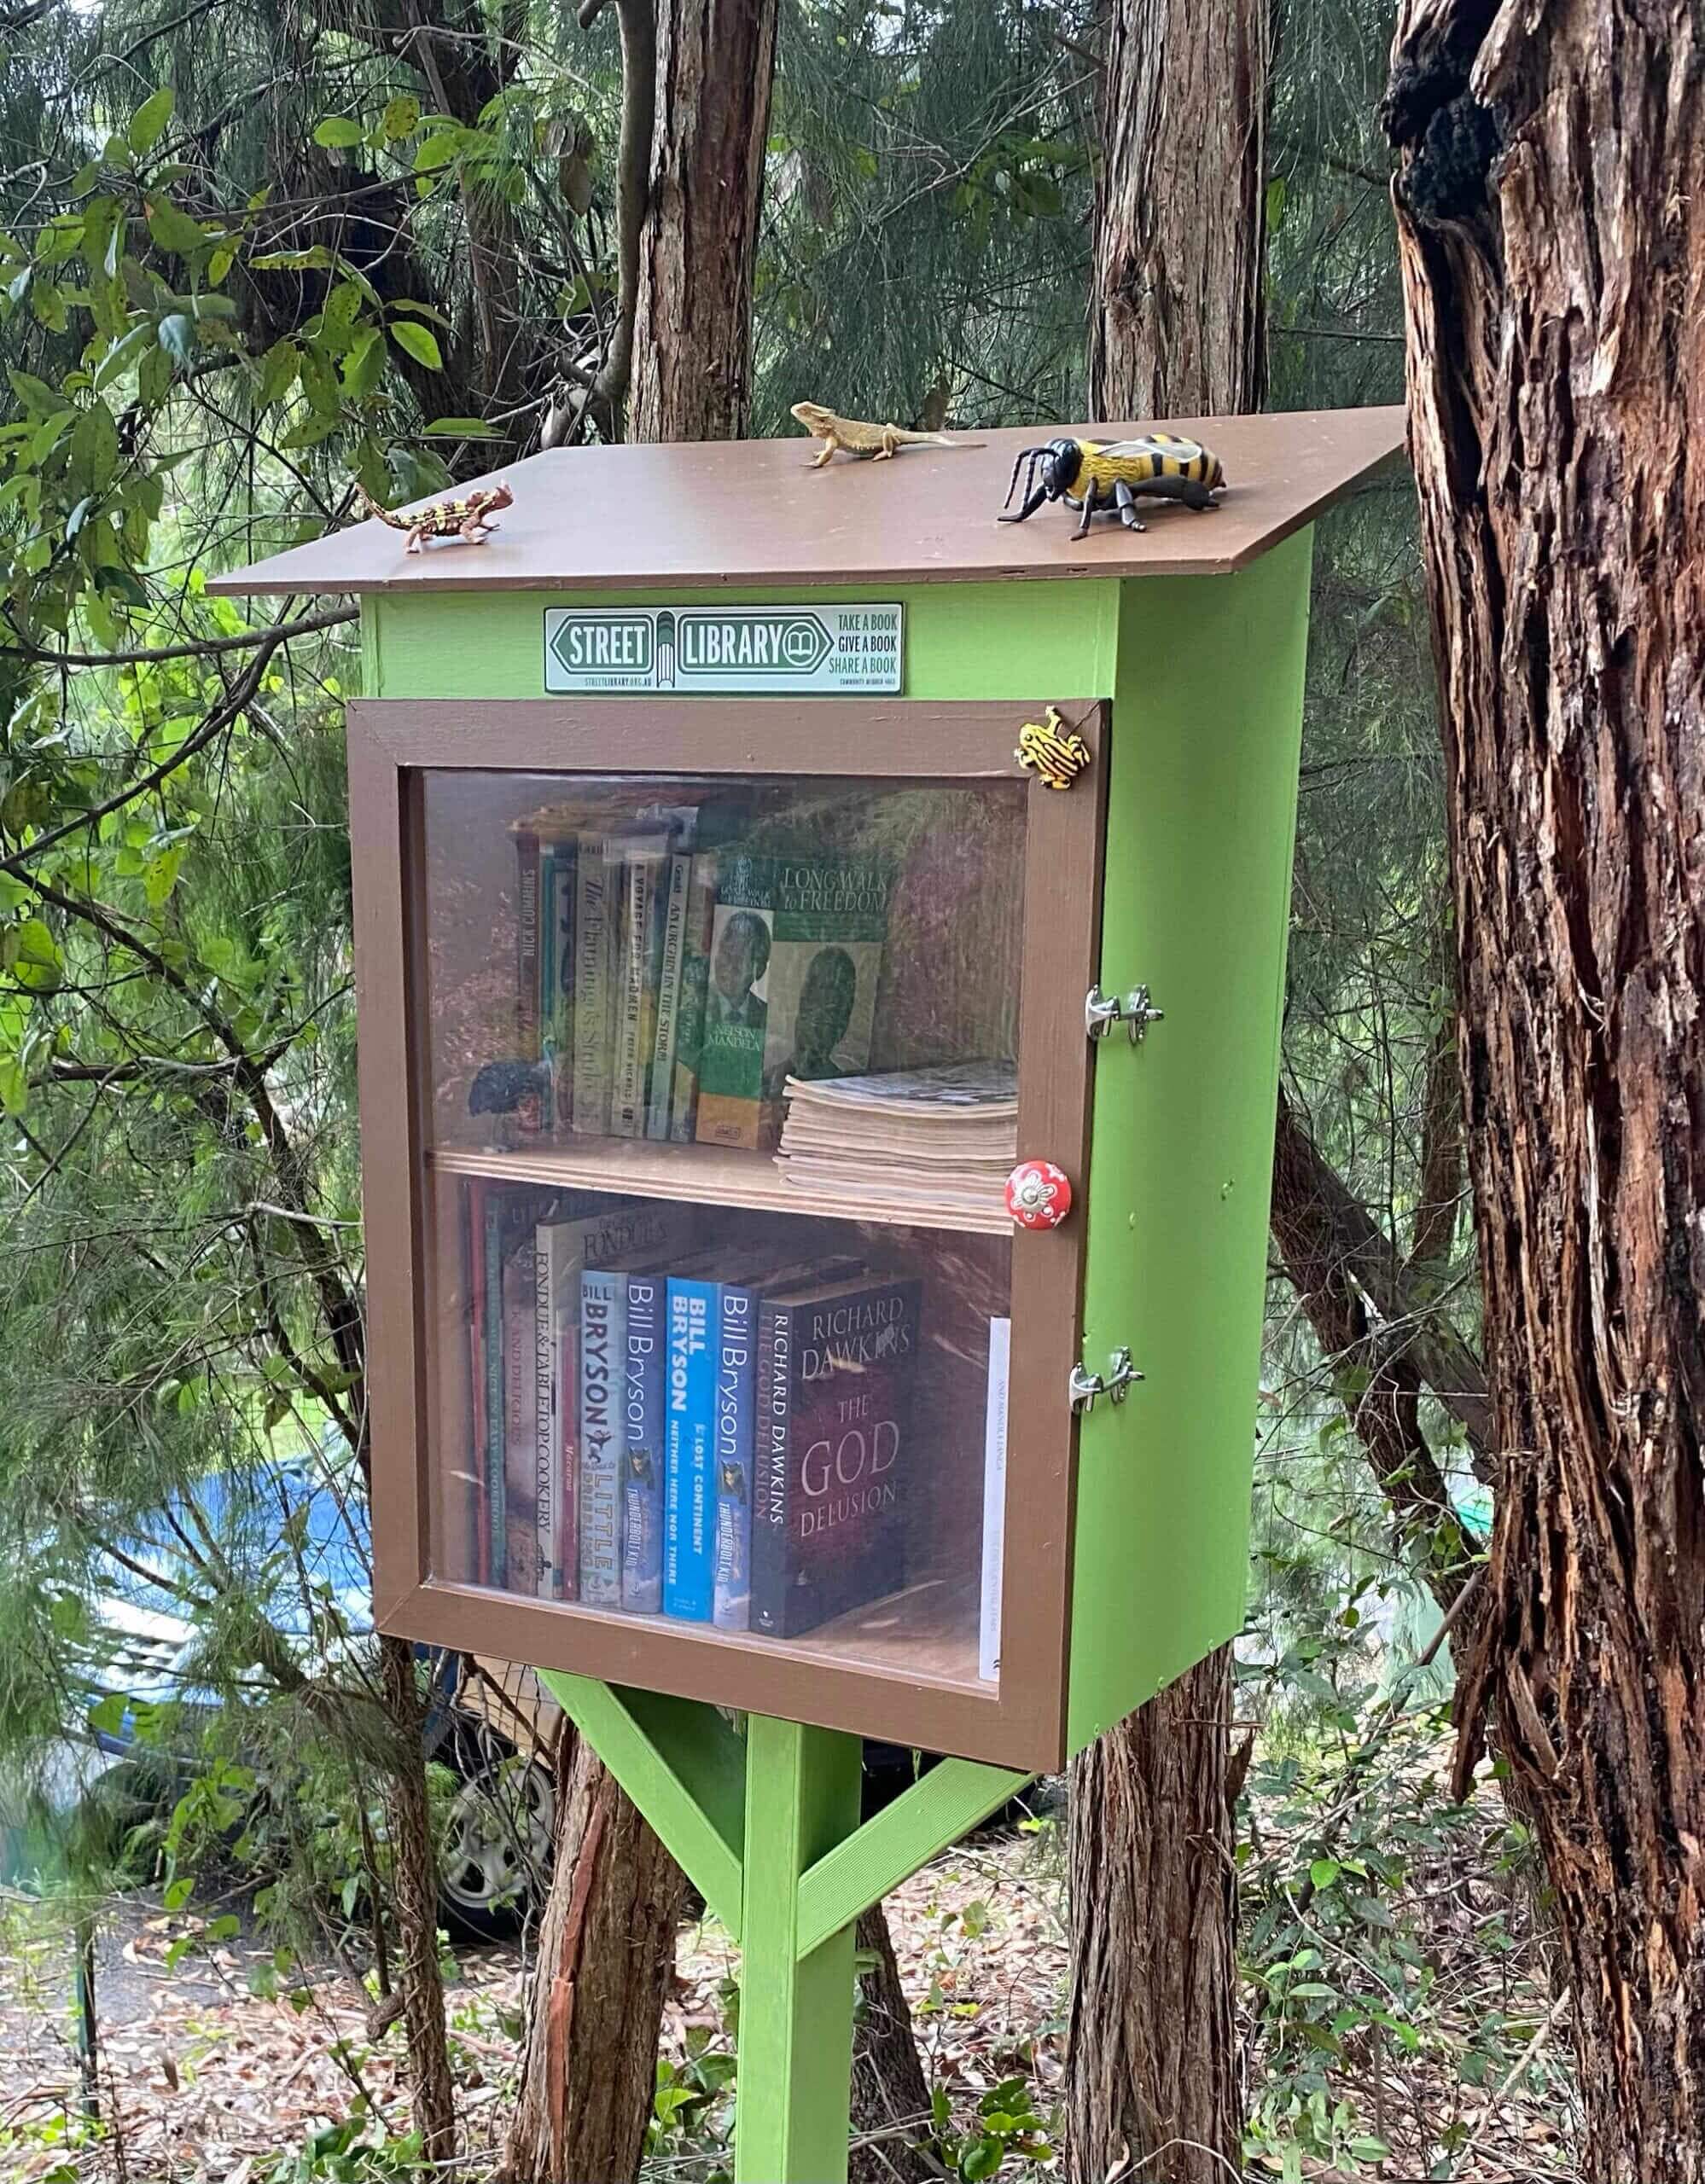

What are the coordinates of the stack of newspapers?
(774, 1059, 1018, 1217)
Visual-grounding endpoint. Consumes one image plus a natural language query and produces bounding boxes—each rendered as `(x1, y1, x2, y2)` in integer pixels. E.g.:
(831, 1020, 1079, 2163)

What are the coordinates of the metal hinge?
(1085, 983, 1165, 1043)
(1068, 1345, 1143, 1415)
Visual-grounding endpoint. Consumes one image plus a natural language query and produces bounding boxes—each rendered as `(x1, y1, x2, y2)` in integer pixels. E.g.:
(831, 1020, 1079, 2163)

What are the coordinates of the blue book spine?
(578, 1269, 626, 1606)
(662, 1277, 718, 1621)
(712, 1285, 759, 1630)
(621, 1274, 666, 1612)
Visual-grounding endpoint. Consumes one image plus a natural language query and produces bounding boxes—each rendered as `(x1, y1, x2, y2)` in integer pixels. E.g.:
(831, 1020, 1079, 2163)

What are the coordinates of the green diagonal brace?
(536, 1670, 746, 1937)
(794, 1757, 1031, 1960)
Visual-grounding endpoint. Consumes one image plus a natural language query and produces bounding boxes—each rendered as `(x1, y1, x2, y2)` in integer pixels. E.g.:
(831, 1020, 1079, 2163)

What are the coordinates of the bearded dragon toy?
(789, 401, 982, 467)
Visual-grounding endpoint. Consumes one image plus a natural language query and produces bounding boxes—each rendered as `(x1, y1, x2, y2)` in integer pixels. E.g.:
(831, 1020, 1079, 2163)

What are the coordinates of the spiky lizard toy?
(790, 401, 983, 467)
(356, 479, 514, 553)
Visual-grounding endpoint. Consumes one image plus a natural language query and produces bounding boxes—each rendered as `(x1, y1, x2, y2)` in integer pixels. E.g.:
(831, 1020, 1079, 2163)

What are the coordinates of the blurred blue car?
(79, 1457, 554, 1940)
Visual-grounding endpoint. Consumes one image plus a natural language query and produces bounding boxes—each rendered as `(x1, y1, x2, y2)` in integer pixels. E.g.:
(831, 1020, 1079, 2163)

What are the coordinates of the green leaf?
(157, 311, 195, 365)
(144, 197, 207, 258)
(422, 415, 501, 438)
(389, 319, 442, 369)
(127, 87, 175, 156)
(340, 325, 385, 400)
(381, 95, 421, 141)
(162, 1875, 194, 1912)
(1308, 1858, 1341, 1891)
(313, 117, 365, 149)
(206, 1914, 241, 1942)
(258, 339, 299, 407)
(0, 1055, 26, 1117)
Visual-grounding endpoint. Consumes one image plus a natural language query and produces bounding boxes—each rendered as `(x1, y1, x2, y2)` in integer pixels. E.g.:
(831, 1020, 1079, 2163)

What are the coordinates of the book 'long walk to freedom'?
(751, 1272, 922, 1638)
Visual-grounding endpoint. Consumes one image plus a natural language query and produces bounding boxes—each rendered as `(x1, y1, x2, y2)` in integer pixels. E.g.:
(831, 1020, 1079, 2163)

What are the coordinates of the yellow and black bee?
(999, 433, 1227, 537)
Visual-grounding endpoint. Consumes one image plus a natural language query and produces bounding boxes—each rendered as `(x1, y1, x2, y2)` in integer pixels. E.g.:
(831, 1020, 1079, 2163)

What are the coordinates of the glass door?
(350, 699, 1104, 1769)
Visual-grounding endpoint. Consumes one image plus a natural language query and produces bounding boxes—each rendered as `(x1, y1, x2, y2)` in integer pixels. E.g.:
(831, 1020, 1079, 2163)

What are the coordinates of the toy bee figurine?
(999, 433, 1226, 537)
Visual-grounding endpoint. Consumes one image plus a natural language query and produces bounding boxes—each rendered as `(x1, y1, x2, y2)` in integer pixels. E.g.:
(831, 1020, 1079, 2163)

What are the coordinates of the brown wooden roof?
(207, 405, 1406, 597)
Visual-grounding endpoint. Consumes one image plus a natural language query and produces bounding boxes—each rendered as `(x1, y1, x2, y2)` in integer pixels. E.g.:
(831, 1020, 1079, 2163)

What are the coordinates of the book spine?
(549, 839, 576, 1132)
(467, 1182, 490, 1586)
(502, 1235, 538, 1594)
(978, 1316, 1010, 1683)
(482, 1194, 507, 1589)
(610, 852, 659, 1136)
(557, 1304, 579, 1603)
(662, 1278, 717, 1621)
(695, 852, 772, 1149)
(571, 837, 613, 1136)
(620, 1275, 666, 1612)
(749, 1298, 794, 1635)
(712, 1285, 758, 1631)
(533, 1227, 560, 1600)
(578, 1269, 626, 1606)
(645, 853, 692, 1139)
(515, 830, 543, 1135)
(669, 851, 719, 1142)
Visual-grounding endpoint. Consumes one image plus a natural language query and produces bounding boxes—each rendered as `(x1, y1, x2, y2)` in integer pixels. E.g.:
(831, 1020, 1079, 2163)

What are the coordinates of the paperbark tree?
(1068, 5, 1268, 2179)
(1384, 5, 1705, 2178)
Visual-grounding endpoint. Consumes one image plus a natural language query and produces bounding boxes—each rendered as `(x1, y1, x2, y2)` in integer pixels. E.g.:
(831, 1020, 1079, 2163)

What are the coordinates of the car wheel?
(436, 1725, 555, 1943)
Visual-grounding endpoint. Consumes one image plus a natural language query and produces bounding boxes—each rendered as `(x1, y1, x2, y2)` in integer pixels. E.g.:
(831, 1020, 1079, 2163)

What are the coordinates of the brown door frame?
(346, 696, 1106, 1770)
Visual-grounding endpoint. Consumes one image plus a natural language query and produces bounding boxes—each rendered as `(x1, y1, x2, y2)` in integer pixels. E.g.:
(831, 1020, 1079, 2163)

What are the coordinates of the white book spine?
(979, 1316, 1011, 1685)
(571, 836, 612, 1134)
(611, 852, 657, 1137)
(645, 853, 693, 1139)
(578, 1269, 626, 1606)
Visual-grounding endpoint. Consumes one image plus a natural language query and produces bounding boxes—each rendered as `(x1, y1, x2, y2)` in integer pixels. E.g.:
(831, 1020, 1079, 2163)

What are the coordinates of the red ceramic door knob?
(1005, 1159, 1073, 1230)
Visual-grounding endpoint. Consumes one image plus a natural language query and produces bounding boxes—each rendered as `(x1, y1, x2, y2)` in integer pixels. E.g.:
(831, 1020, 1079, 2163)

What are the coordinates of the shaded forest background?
(0, 0, 1557, 2176)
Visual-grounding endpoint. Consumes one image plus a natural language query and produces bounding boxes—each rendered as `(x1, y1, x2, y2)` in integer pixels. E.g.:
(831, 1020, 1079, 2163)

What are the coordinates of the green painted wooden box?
(213, 407, 1403, 1775)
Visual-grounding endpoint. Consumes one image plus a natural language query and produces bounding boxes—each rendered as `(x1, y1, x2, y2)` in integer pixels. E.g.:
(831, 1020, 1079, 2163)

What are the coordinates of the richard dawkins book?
(695, 852, 893, 1151)
(751, 1272, 922, 1638)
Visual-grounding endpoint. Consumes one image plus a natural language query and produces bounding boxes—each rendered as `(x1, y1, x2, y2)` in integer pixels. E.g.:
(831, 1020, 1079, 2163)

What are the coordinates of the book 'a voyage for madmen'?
(695, 852, 893, 1152)
(751, 1273, 922, 1638)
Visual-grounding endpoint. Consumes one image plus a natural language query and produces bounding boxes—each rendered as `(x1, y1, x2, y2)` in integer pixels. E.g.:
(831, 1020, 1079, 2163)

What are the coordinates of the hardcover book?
(751, 1272, 922, 1637)
(501, 1230, 540, 1594)
(539, 840, 577, 1135)
(611, 838, 669, 1137)
(695, 852, 893, 1151)
(514, 828, 544, 1135)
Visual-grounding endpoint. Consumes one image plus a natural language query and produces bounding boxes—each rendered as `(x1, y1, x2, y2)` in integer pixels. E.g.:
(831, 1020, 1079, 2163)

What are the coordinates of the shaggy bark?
(378, 1635, 457, 2164)
(1089, 0, 1268, 422)
(849, 1906, 938, 2184)
(1067, 7, 1270, 2179)
(1385, 4, 1705, 2177)
(628, 0, 779, 443)
(504, 1729, 684, 2183)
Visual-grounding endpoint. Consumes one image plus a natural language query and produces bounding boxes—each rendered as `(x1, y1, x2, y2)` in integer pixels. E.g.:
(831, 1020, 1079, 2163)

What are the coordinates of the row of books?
(511, 799, 895, 1153)
(774, 1059, 1019, 1217)
(466, 1188, 922, 1639)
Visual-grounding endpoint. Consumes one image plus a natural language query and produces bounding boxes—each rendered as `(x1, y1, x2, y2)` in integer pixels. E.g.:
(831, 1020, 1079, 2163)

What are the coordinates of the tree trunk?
(628, 0, 779, 444)
(505, 1729, 684, 2183)
(849, 1906, 936, 2184)
(1068, 7, 1268, 2180)
(1384, 7, 1705, 2178)
(1068, 1649, 1242, 2184)
(378, 1634, 457, 2164)
(1089, 0, 1267, 424)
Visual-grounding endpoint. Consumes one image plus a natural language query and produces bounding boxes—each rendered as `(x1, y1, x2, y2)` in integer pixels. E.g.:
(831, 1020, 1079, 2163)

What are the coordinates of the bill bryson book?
(620, 1271, 667, 1612)
(695, 852, 893, 1150)
(712, 1281, 759, 1631)
(578, 1268, 626, 1605)
(663, 1275, 719, 1621)
(751, 1272, 922, 1638)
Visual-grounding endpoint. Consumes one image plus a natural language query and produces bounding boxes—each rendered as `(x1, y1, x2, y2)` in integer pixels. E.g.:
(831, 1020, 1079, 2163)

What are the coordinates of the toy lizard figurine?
(790, 401, 983, 467)
(356, 479, 514, 553)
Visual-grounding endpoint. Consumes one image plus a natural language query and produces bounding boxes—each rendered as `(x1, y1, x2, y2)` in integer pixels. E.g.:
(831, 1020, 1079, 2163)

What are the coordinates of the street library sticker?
(544, 604, 903, 694)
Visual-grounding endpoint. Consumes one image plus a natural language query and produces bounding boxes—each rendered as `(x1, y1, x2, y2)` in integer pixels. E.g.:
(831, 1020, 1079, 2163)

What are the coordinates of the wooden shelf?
(428, 1135, 1012, 1235)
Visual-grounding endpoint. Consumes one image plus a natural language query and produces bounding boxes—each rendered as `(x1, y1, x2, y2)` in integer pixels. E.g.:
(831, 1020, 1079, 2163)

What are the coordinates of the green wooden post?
(736, 1716, 865, 2184)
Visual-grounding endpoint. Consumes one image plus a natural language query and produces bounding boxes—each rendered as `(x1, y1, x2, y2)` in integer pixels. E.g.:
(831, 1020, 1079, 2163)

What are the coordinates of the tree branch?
(1, 605, 356, 671)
